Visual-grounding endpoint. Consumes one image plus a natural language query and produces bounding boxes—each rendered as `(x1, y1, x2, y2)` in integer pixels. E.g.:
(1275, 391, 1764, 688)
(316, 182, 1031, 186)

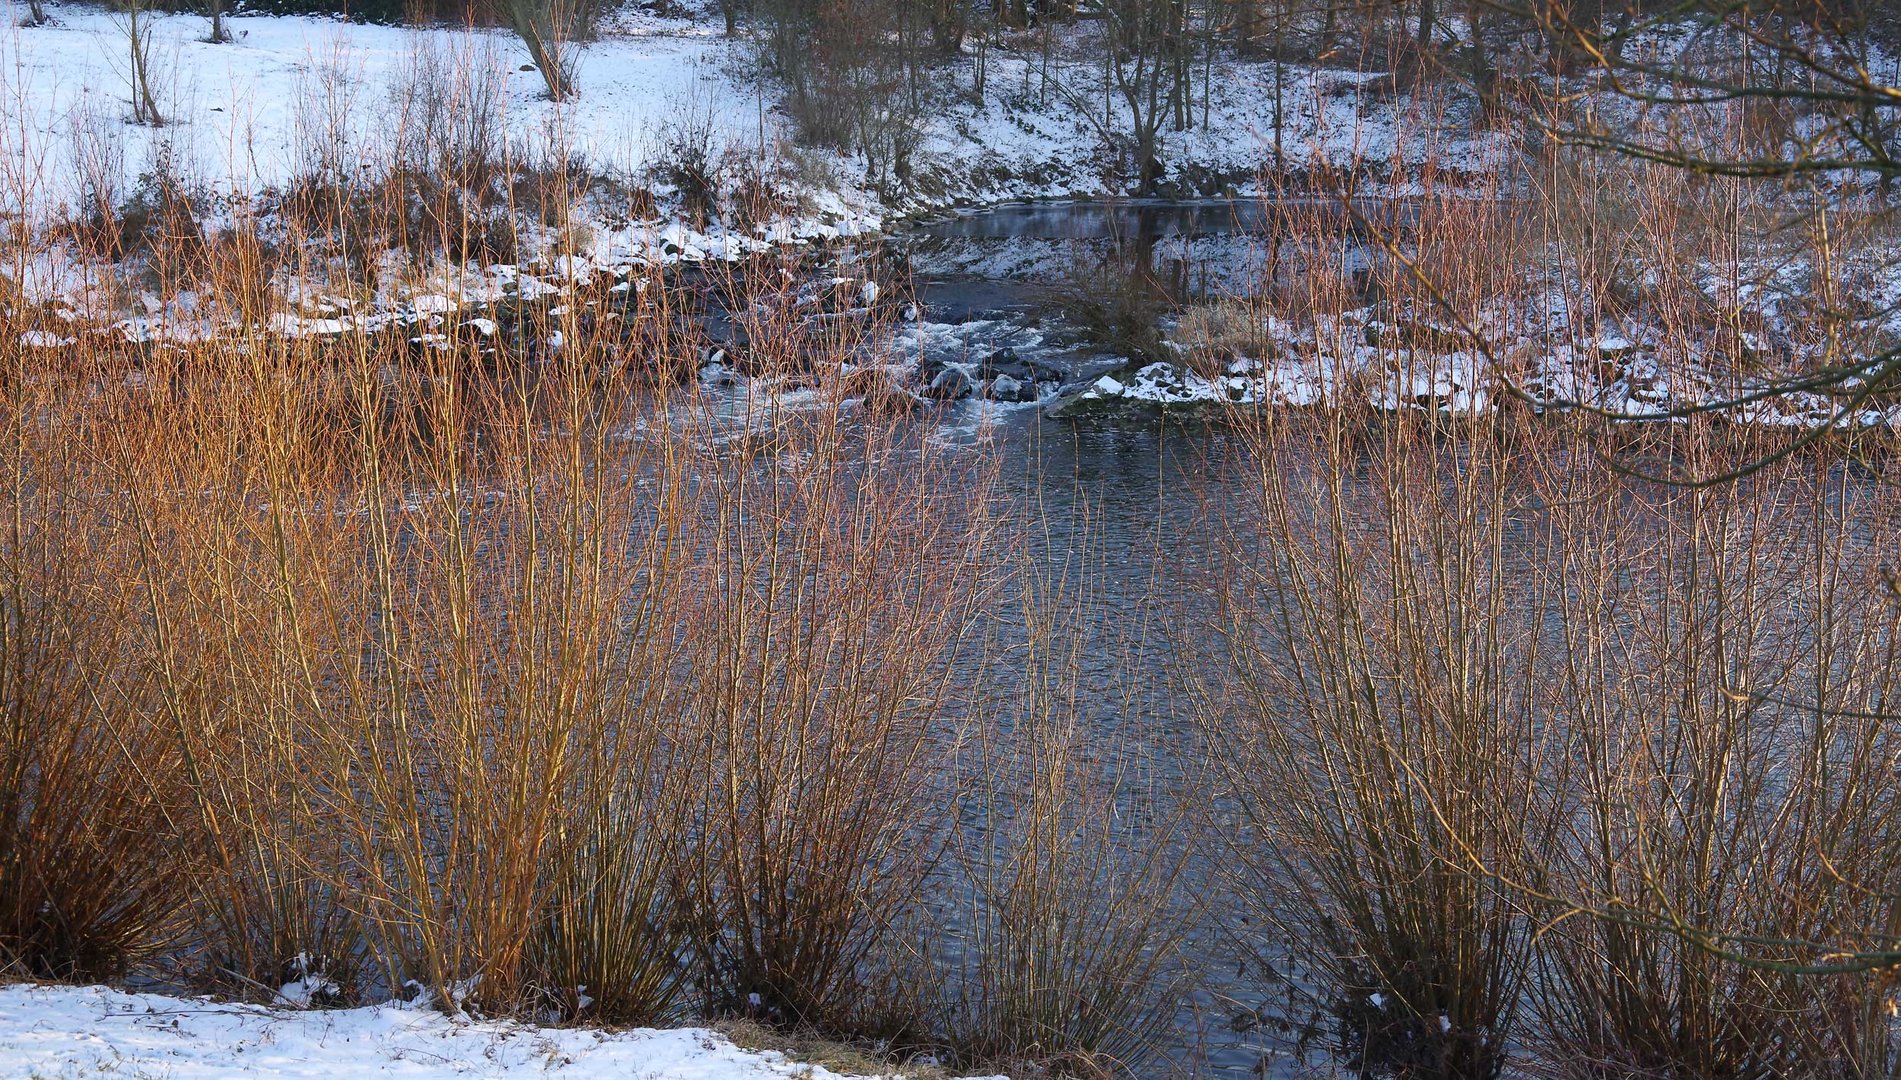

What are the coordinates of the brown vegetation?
(6, 15, 1901, 1077)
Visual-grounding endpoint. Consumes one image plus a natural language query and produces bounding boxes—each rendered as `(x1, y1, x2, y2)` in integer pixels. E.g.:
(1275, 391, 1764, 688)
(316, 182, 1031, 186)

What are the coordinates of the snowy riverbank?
(0, 983, 992, 1079)
(0, 0, 1504, 227)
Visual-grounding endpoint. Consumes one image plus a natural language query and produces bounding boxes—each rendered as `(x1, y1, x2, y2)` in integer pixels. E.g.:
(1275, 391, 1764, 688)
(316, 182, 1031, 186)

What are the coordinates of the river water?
(897, 200, 1335, 1077)
(890, 200, 1899, 1078)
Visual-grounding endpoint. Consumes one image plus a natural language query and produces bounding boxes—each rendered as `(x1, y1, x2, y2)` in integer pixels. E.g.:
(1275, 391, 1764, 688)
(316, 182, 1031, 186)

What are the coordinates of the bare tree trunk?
(1465, 0, 1497, 116)
(127, 0, 164, 127)
(930, 0, 966, 54)
(974, 30, 987, 105)
(1273, 22, 1283, 171)
(1201, 4, 1215, 130)
(1233, 0, 1257, 53)
(1171, 0, 1189, 131)
(505, 0, 593, 100)
(207, 0, 230, 44)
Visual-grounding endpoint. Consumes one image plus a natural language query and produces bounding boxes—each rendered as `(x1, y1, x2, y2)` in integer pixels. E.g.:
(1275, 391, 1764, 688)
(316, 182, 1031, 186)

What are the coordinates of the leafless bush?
(1194, 410, 1555, 1079)
(65, 94, 125, 253)
(118, 138, 210, 272)
(1194, 396, 1901, 1077)
(388, 32, 505, 198)
(753, 0, 933, 196)
(0, 207, 1041, 1067)
(1515, 431, 1901, 1076)
(116, 0, 167, 126)
(644, 94, 723, 224)
(943, 551, 1189, 1077)
(0, 362, 197, 981)
(291, 42, 368, 201)
(674, 385, 999, 1034)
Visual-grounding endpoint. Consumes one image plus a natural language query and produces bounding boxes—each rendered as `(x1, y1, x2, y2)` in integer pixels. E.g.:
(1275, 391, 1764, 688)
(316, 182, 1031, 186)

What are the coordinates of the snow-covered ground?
(1057, 279, 1901, 429)
(0, 4, 759, 212)
(0, 983, 980, 1079)
(0, 1, 1517, 349)
(0, 0, 1502, 227)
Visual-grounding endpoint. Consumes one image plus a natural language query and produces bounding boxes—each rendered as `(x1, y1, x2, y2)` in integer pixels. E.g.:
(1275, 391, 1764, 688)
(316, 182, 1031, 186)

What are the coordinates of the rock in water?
(985, 374, 1031, 402)
(926, 366, 974, 400)
(978, 346, 1064, 385)
(979, 346, 1025, 379)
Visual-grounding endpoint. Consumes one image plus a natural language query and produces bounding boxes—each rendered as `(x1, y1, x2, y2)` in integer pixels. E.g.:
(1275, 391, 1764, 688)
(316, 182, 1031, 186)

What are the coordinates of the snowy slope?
(0, 983, 985, 1079)
(0, 3, 763, 215)
(0, 1, 1506, 227)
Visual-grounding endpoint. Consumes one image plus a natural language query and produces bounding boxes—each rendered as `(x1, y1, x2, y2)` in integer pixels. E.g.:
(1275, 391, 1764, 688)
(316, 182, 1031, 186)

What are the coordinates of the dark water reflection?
(912, 198, 1407, 241)
(897, 197, 1374, 395)
(934, 410, 1286, 1078)
(903, 203, 1325, 1077)
(897, 199, 1900, 1078)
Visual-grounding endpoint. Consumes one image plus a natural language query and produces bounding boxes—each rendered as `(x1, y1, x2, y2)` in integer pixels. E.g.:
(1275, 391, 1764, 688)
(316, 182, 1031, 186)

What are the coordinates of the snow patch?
(0, 983, 995, 1080)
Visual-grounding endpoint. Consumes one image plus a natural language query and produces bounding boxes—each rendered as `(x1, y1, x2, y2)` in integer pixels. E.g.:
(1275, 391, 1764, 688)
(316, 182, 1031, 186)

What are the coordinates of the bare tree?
(716, 0, 748, 36)
(123, 0, 164, 127)
(505, 0, 599, 100)
(929, 0, 968, 54)
(752, 0, 940, 194)
(206, 0, 230, 44)
(1075, 0, 1191, 193)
